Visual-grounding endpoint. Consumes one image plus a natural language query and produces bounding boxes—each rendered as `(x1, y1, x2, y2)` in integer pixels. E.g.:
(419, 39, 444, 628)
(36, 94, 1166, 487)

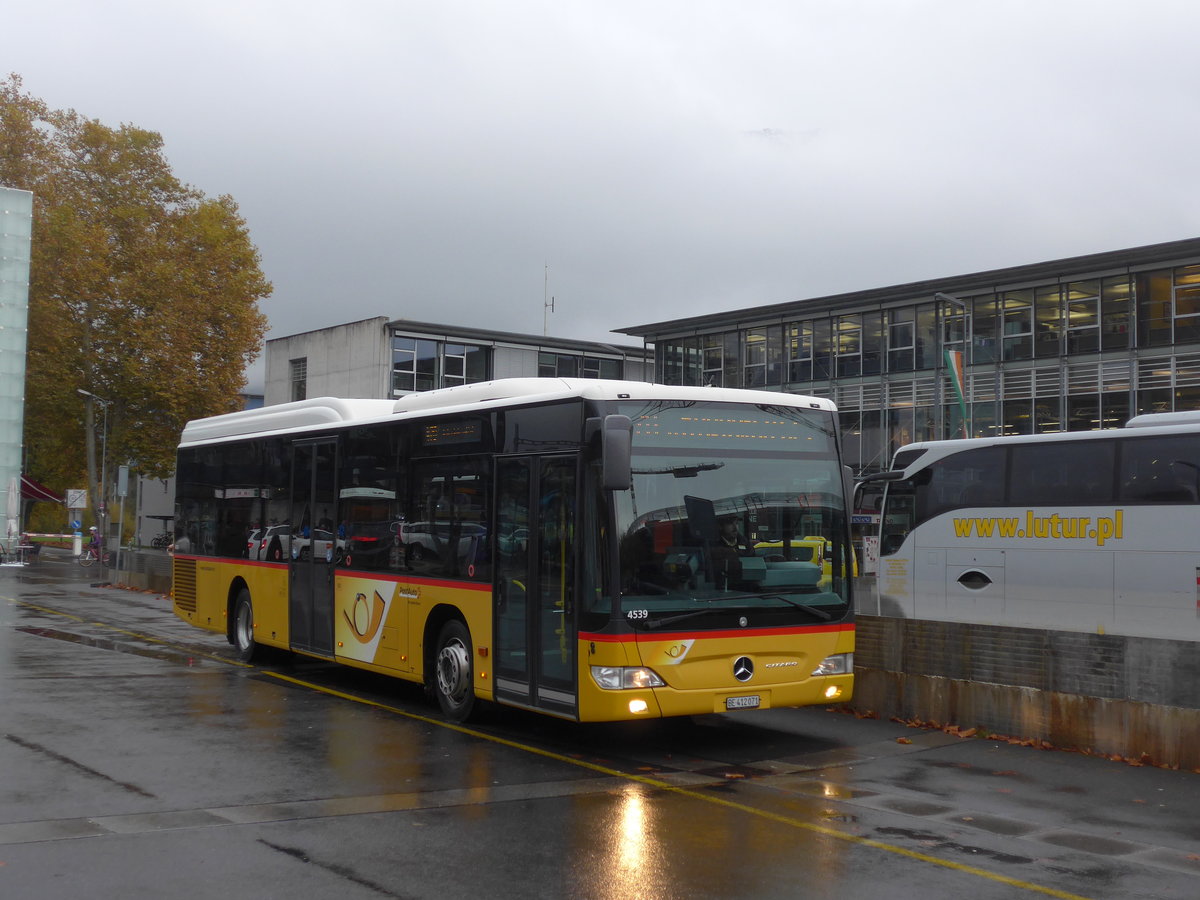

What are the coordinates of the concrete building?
(617, 236, 1200, 475)
(264, 317, 652, 406)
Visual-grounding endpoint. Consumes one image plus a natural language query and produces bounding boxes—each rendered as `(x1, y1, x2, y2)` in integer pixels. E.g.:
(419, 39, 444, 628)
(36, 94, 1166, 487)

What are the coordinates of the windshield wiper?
(644, 593, 833, 629)
(645, 606, 727, 629)
(723, 592, 834, 621)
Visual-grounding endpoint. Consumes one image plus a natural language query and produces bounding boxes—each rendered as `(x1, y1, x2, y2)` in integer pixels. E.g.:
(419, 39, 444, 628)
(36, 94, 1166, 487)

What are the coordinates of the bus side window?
(1120, 434, 1200, 504)
(920, 446, 1003, 520)
(1012, 440, 1114, 506)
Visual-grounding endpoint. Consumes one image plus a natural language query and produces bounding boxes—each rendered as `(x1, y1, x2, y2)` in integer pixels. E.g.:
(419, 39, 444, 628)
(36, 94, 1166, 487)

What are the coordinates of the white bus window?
(1120, 435, 1200, 503)
(919, 446, 1005, 521)
(1011, 441, 1115, 505)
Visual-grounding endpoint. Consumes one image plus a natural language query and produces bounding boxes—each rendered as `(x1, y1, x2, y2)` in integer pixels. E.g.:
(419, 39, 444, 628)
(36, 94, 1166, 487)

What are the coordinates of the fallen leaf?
(896, 737, 912, 744)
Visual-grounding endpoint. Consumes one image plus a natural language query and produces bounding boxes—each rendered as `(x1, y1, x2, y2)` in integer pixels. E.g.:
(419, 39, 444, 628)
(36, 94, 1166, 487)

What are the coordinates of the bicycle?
(79, 545, 114, 567)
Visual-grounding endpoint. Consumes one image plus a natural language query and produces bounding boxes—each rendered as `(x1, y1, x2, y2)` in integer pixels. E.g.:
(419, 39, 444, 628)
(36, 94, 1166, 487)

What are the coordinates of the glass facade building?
(0, 188, 33, 539)
(618, 238, 1200, 475)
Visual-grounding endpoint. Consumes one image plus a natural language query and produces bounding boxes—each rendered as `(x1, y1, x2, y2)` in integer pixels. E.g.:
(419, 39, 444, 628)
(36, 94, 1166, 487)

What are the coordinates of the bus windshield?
(613, 400, 851, 630)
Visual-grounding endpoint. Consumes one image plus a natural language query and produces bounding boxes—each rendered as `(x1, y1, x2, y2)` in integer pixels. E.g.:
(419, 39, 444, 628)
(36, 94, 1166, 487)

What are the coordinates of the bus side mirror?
(602, 415, 633, 491)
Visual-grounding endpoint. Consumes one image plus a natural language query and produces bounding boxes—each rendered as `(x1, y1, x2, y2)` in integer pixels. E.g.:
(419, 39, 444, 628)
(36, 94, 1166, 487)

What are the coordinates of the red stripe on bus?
(580, 622, 854, 642)
(170, 556, 490, 592)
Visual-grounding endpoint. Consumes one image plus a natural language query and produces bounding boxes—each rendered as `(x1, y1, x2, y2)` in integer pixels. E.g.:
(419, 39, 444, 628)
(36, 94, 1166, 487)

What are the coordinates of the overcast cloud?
(8, 1, 1200, 390)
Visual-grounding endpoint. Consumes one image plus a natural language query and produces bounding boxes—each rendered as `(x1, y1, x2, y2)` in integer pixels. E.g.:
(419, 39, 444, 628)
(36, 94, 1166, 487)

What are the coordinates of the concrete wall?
(110, 548, 173, 595)
(265, 317, 389, 405)
(853, 614, 1200, 770)
(267, 319, 653, 405)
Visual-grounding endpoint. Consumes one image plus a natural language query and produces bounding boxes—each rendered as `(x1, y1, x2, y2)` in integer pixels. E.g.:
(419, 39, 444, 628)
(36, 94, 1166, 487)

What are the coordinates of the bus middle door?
(494, 455, 578, 718)
(289, 439, 338, 657)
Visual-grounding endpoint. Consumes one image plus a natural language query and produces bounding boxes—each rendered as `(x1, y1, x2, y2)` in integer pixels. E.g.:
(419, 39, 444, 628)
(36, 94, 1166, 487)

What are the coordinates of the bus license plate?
(726, 695, 760, 710)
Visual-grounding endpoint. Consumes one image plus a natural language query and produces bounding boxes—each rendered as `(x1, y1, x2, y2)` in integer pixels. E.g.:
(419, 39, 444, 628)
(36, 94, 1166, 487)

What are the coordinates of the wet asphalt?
(2, 549, 1199, 899)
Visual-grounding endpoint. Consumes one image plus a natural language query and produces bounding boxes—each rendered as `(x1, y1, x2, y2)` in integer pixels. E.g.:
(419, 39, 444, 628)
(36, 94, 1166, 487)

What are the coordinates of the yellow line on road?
(8, 596, 1091, 900)
(263, 669, 1093, 900)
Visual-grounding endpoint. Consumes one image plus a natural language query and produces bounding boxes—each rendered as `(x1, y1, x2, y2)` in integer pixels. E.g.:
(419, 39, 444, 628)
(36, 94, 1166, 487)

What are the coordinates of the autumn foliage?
(0, 74, 270, 522)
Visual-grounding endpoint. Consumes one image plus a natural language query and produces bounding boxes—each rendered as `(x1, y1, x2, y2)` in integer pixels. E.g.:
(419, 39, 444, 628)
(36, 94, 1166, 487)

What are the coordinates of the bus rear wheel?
(434, 619, 475, 721)
(233, 589, 259, 662)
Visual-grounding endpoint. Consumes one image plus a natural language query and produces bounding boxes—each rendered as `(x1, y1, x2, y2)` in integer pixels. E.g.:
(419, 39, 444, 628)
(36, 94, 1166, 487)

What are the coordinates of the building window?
(393, 335, 490, 394)
(812, 319, 833, 379)
(394, 337, 437, 393)
(786, 322, 813, 383)
(538, 352, 622, 379)
(743, 328, 767, 386)
(861, 312, 884, 375)
(702, 334, 726, 386)
(1136, 270, 1174, 347)
(835, 315, 861, 378)
(289, 358, 307, 402)
(742, 326, 781, 387)
(1101, 276, 1131, 350)
(972, 296, 998, 364)
(887, 309, 914, 372)
(444, 344, 468, 386)
(941, 302, 966, 354)
(1034, 286, 1062, 358)
(1001, 291, 1033, 360)
(581, 356, 622, 379)
(1173, 264, 1200, 344)
(1065, 281, 1100, 354)
(538, 352, 578, 377)
(660, 339, 700, 385)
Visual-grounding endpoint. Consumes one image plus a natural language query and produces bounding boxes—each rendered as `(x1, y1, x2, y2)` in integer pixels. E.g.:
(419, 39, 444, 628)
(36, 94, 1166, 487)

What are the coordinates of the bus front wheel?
(233, 589, 259, 662)
(434, 619, 475, 721)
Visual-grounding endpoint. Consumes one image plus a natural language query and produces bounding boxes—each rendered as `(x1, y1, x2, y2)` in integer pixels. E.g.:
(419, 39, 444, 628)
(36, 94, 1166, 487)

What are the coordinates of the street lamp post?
(77, 388, 110, 547)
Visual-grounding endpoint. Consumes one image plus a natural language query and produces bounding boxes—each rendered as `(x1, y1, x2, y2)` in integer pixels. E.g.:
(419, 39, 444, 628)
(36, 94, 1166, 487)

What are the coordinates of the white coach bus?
(865, 410, 1200, 641)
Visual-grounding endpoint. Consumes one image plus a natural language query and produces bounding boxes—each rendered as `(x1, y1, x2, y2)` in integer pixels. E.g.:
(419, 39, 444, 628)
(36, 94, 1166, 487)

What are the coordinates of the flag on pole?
(945, 349, 968, 438)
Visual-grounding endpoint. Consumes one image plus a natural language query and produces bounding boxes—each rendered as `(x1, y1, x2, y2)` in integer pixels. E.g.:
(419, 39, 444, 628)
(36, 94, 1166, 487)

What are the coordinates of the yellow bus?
(172, 378, 855, 722)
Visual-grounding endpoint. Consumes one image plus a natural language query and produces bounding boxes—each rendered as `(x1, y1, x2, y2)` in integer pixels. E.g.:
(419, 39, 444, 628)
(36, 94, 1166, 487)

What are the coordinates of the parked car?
(342, 520, 401, 569)
(256, 525, 292, 562)
(752, 536, 858, 589)
(399, 522, 486, 563)
(293, 527, 345, 564)
(497, 526, 529, 555)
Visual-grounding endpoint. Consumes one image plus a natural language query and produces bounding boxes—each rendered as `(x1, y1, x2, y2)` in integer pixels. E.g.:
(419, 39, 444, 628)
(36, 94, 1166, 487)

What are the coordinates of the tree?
(0, 74, 271, 529)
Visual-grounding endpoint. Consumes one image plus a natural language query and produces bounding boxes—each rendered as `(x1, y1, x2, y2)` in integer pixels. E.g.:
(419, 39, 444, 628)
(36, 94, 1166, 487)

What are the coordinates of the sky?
(8, 1, 1200, 392)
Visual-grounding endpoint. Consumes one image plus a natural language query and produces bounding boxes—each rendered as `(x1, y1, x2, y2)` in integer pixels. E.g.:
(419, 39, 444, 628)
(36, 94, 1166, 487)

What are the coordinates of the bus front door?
(289, 439, 338, 656)
(494, 455, 578, 718)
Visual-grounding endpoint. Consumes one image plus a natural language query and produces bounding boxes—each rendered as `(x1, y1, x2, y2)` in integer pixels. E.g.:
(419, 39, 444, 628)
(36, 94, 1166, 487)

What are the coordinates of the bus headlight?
(811, 653, 853, 676)
(591, 666, 666, 690)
